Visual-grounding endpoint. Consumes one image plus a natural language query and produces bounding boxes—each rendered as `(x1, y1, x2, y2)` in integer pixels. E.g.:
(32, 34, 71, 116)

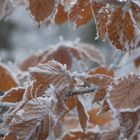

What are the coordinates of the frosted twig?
(66, 86, 98, 96)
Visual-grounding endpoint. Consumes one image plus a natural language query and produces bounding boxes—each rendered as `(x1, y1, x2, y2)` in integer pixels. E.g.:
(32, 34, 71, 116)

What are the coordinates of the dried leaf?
(62, 129, 120, 140)
(1, 87, 25, 103)
(0, 64, 17, 93)
(76, 97, 88, 132)
(119, 112, 138, 138)
(108, 5, 139, 51)
(28, 0, 55, 24)
(93, 4, 109, 39)
(88, 108, 112, 127)
(62, 130, 100, 140)
(88, 66, 114, 77)
(107, 73, 140, 112)
(4, 96, 55, 140)
(68, 0, 93, 27)
(29, 60, 74, 93)
(20, 42, 105, 71)
(80, 74, 112, 86)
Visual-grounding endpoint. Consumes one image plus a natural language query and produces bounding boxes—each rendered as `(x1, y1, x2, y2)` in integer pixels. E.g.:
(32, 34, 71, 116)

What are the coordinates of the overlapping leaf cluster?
(0, 41, 139, 139)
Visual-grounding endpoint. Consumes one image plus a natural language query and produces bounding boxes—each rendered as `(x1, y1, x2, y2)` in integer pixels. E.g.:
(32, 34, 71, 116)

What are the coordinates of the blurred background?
(0, 4, 114, 65)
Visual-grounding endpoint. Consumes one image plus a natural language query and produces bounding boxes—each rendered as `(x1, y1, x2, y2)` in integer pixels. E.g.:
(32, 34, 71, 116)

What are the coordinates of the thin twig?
(66, 86, 98, 97)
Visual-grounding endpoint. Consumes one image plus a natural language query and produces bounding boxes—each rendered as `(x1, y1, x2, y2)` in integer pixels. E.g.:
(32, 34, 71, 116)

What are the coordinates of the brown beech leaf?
(107, 73, 140, 112)
(1, 87, 25, 103)
(28, 0, 55, 24)
(88, 66, 115, 77)
(4, 96, 55, 140)
(76, 97, 88, 132)
(29, 60, 74, 93)
(88, 108, 112, 127)
(93, 3, 109, 39)
(20, 42, 105, 71)
(134, 56, 140, 67)
(55, 4, 68, 24)
(92, 88, 106, 104)
(62, 129, 120, 140)
(0, 64, 17, 93)
(88, 66, 114, 104)
(4, 84, 70, 140)
(80, 74, 112, 87)
(62, 131, 100, 140)
(66, 96, 77, 110)
(20, 54, 42, 71)
(119, 112, 138, 139)
(23, 81, 46, 101)
(107, 5, 139, 51)
(68, 0, 93, 27)
(130, 1, 140, 25)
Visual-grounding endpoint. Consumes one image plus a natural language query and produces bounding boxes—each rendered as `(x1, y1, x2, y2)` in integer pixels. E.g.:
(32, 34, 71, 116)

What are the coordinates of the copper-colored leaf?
(62, 129, 120, 140)
(80, 74, 112, 86)
(88, 66, 114, 77)
(119, 112, 138, 139)
(1, 87, 25, 103)
(55, 4, 68, 24)
(28, 0, 55, 24)
(134, 56, 140, 67)
(4, 96, 55, 140)
(88, 108, 112, 127)
(20, 42, 105, 71)
(62, 130, 99, 140)
(0, 64, 17, 92)
(29, 60, 74, 93)
(107, 6, 139, 51)
(107, 73, 140, 112)
(76, 97, 88, 132)
(69, 0, 93, 27)
(94, 5, 109, 39)
(130, 1, 140, 24)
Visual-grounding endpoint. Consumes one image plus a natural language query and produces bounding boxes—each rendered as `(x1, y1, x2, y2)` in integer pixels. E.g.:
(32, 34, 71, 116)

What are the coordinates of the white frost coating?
(16, 109, 25, 116)
(113, 80, 120, 86)
(107, 85, 112, 92)
(60, 0, 77, 12)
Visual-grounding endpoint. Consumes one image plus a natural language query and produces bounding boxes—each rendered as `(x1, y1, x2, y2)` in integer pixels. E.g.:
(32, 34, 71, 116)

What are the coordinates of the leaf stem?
(66, 86, 98, 96)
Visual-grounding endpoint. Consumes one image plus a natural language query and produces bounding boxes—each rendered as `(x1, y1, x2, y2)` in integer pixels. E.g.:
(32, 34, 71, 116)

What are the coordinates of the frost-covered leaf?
(0, 64, 17, 93)
(79, 74, 112, 86)
(29, 60, 74, 93)
(62, 130, 99, 140)
(21, 42, 105, 71)
(87, 66, 114, 77)
(93, 3, 109, 39)
(62, 129, 120, 140)
(4, 96, 55, 140)
(1, 87, 25, 103)
(76, 97, 88, 132)
(88, 108, 112, 127)
(119, 112, 138, 139)
(107, 3, 139, 51)
(4, 85, 70, 140)
(68, 0, 93, 27)
(87, 66, 114, 104)
(107, 73, 140, 112)
(28, 0, 55, 24)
